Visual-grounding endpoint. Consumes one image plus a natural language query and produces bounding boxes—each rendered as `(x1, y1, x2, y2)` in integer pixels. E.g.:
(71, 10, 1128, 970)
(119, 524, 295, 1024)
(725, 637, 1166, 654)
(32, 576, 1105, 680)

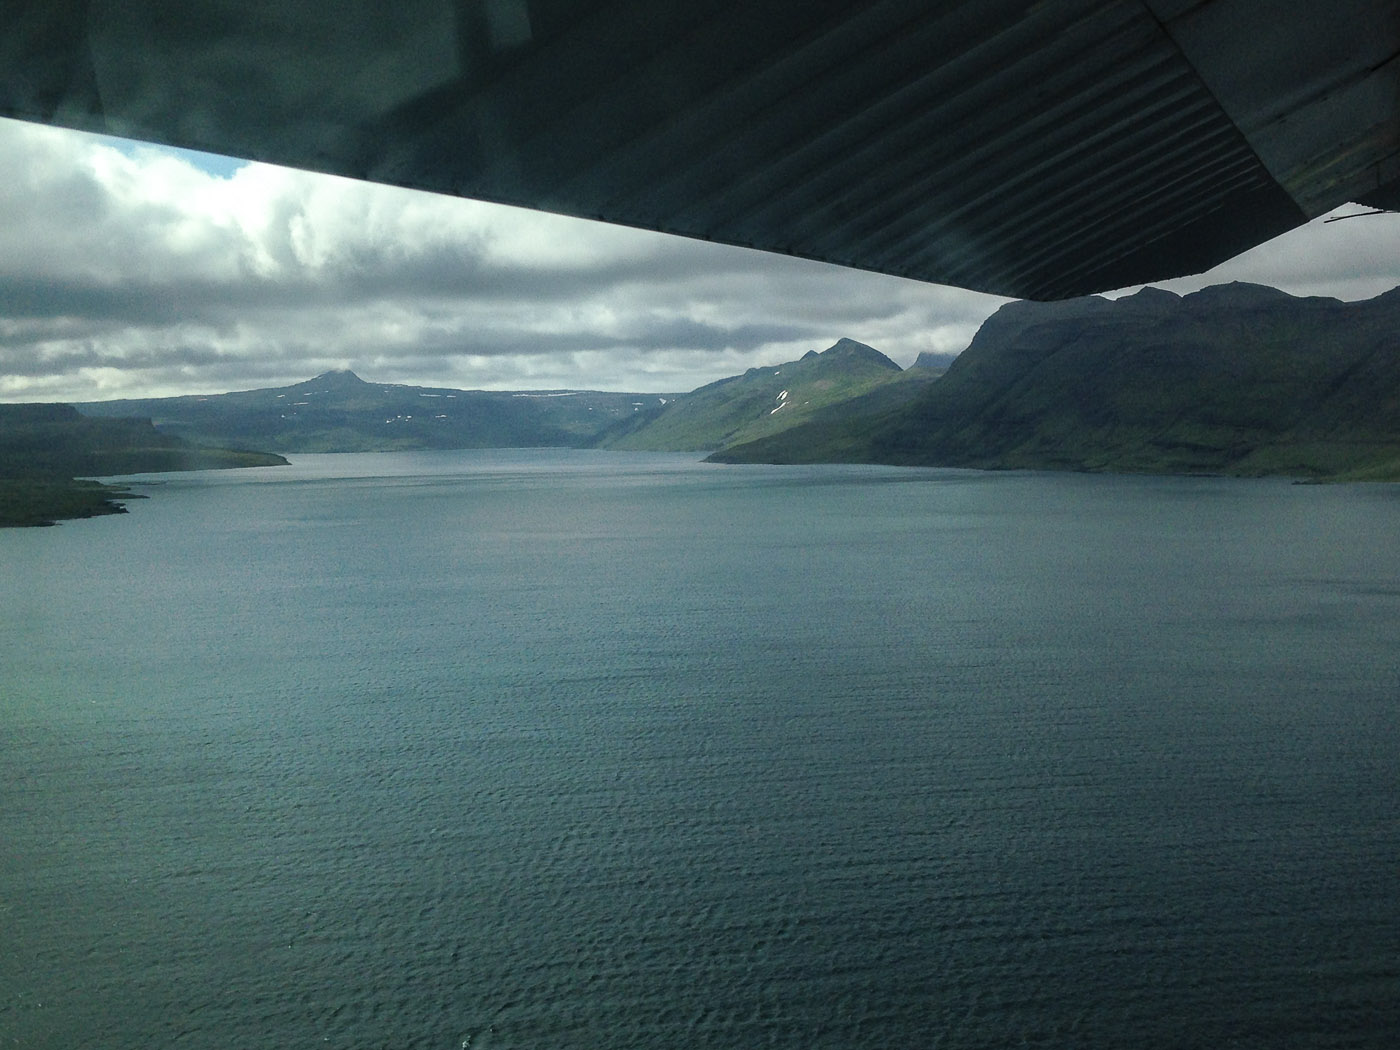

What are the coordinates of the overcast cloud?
(2, 116, 1398, 403)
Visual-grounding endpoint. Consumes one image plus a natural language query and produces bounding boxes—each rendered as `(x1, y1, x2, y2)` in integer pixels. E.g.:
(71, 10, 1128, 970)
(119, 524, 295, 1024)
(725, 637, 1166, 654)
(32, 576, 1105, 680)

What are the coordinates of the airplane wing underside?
(2, 0, 1397, 299)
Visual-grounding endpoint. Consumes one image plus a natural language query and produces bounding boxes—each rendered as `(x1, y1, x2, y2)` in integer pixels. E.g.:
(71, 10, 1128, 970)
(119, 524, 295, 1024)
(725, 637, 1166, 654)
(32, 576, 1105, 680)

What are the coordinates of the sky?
(2, 114, 1399, 404)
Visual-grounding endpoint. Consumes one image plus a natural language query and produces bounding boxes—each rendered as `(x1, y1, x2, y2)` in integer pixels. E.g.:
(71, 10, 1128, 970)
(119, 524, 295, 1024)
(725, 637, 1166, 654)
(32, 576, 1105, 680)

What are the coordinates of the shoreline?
(0, 477, 145, 527)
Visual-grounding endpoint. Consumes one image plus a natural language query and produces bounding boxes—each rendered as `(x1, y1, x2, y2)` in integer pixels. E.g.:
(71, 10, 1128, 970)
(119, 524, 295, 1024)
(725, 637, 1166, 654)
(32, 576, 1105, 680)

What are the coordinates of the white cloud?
(2, 115, 1398, 404)
(1112, 207, 1400, 301)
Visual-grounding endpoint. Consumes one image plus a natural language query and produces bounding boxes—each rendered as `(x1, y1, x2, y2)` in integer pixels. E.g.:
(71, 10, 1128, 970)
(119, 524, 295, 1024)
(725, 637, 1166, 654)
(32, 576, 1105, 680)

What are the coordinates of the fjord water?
(3, 451, 1398, 1049)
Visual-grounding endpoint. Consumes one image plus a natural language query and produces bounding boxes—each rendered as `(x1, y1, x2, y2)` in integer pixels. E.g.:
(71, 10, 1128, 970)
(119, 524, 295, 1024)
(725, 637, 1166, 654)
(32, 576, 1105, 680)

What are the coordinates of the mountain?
(594, 339, 930, 452)
(0, 403, 288, 526)
(78, 371, 676, 453)
(910, 350, 961, 372)
(65, 345, 926, 464)
(712, 284, 1400, 481)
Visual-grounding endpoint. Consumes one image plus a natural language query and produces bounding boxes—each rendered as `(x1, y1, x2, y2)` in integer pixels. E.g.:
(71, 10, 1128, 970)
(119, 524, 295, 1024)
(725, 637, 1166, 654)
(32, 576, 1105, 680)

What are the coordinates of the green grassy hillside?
(596, 339, 922, 452)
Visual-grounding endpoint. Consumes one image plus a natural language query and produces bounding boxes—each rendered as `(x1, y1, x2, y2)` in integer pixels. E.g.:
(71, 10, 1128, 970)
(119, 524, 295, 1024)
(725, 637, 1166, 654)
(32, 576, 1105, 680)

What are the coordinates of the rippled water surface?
(3, 451, 1399, 1049)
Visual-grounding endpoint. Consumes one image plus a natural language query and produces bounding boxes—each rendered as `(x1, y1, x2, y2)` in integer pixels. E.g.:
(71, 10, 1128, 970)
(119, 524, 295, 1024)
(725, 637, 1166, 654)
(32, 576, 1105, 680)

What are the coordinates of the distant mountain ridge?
(74, 346, 933, 458)
(713, 283, 1400, 481)
(79, 371, 676, 453)
(910, 350, 961, 371)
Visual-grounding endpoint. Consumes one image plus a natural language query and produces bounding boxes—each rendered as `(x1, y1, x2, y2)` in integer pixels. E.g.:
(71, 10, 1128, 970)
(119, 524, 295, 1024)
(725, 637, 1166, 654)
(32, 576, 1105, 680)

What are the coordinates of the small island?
(0, 403, 287, 527)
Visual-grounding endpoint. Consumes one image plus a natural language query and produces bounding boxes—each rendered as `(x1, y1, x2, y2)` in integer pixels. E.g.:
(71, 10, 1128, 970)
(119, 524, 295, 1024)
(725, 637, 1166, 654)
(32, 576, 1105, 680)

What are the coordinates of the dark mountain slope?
(1, 403, 287, 526)
(1, 403, 286, 479)
(713, 284, 1400, 481)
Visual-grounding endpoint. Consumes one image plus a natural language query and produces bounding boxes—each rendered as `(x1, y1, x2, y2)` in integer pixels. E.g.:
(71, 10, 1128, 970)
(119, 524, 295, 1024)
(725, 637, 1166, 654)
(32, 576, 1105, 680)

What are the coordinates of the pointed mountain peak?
(817, 338, 901, 371)
(293, 369, 369, 391)
(824, 337, 875, 354)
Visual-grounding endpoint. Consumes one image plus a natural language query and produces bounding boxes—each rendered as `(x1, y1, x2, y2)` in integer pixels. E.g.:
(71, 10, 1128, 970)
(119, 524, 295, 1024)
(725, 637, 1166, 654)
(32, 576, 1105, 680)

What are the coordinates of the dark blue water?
(3, 451, 1398, 1049)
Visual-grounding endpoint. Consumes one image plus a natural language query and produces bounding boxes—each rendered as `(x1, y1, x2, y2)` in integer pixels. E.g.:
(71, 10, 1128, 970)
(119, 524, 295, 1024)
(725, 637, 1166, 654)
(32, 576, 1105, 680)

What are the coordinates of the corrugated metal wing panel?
(2, 0, 1391, 298)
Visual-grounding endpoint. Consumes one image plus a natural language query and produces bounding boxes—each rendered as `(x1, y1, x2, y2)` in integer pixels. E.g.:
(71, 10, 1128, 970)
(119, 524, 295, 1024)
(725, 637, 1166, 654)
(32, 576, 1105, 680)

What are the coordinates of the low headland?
(0, 403, 287, 527)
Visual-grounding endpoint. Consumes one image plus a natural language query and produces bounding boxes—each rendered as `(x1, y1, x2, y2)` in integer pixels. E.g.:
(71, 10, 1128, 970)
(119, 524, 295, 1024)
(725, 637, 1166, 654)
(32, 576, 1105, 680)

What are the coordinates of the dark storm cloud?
(393, 317, 824, 360)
